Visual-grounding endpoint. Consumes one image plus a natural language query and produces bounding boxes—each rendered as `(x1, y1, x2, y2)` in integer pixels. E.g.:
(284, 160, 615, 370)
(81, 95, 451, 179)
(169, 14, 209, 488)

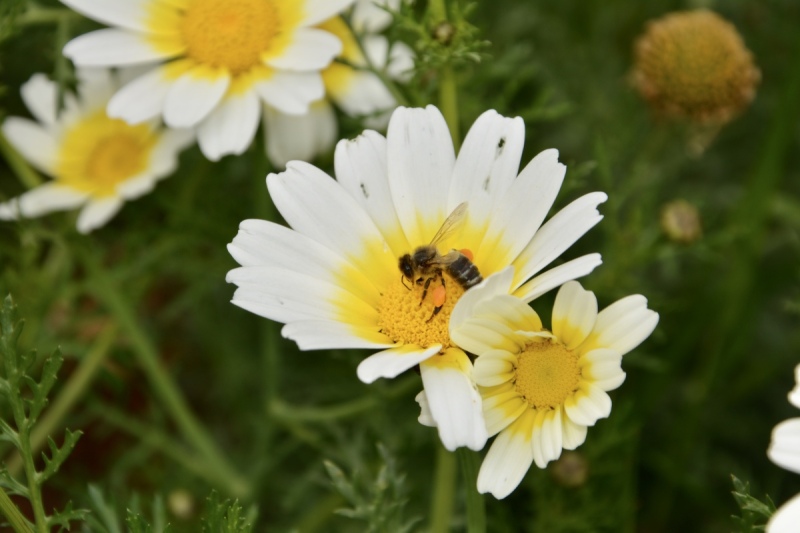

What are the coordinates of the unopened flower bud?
(661, 199, 702, 244)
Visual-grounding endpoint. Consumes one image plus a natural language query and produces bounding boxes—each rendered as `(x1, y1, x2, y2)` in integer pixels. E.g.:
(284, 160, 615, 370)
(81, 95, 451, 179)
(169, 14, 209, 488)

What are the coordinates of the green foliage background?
(1, 0, 799, 531)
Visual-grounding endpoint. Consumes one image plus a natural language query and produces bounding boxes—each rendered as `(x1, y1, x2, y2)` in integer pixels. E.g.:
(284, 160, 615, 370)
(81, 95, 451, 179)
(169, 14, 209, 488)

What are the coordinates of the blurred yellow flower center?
(181, 0, 279, 75)
(57, 111, 157, 197)
(319, 17, 362, 98)
(515, 338, 580, 409)
(377, 273, 465, 350)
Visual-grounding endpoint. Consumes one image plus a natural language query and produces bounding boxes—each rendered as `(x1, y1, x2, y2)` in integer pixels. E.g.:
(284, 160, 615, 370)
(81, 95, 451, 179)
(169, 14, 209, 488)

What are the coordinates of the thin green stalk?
(429, 445, 457, 533)
(457, 449, 486, 533)
(7, 323, 118, 476)
(13, 404, 46, 533)
(80, 248, 249, 497)
(0, 130, 43, 189)
(428, 0, 460, 146)
(18, 6, 79, 26)
(0, 489, 33, 533)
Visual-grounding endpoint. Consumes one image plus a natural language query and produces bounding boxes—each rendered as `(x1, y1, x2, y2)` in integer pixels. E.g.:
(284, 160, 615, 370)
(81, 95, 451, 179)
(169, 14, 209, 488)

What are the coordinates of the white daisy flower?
(442, 271, 658, 498)
(61, 0, 356, 161)
(227, 105, 608, 451)
(766, 364, 800, 533)
(265, 0, 413, 168)
(0, 69, 192, 234)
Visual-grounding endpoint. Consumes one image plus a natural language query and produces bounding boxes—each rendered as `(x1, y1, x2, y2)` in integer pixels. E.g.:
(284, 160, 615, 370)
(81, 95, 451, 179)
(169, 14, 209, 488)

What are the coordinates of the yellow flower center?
(181, 0, 280, 75)
(319, 17, 362, 98)
(377, 272, 466, 350)
(514, 338, 580, 410)
(57, 111, 157, 197)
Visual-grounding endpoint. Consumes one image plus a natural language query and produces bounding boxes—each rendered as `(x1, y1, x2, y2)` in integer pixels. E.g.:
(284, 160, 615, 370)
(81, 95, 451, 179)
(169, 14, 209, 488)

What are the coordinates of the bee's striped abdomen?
(447, 254, 483, 289)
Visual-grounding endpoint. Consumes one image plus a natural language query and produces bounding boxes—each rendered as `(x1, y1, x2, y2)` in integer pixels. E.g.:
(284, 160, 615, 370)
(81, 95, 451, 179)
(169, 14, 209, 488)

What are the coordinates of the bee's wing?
(429, 202, 468, 247)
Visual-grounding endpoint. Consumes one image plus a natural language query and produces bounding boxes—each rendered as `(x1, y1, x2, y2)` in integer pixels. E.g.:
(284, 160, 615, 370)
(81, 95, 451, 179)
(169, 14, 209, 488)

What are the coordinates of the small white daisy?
(440, 271, 657, 498)
(61, 0, 356, 161)
(766, 364, 800, 533)
(0, 69, 191, 234)
(265, 0, 413, 167)
(227, 105, 607, 451)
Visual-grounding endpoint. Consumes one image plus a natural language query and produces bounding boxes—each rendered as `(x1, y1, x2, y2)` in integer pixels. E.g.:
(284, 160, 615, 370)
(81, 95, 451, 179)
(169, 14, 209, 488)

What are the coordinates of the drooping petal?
(552, 281, 598, 350)
(64, 29, 177, 67)
(281, 320, 393, 350)
(20, 74, 58, 127)
(0, 184, 88, 220)
(2, 118, 59, 174)
(420, 348, 488, 451)
(477, 409, 536, 499)
(449, 267, 515, 335)
(197, 90, 260, 161)
(264, 101, 337, 168)
(163, 67, 231, 128)
(265, 28, 342, 71)
(415, 390, 437, 428)
(76, 196, 124, 233)
(334, 130, 409, 257)
(768, 418, 800, 475)
(107, 66, 173, 124)
(581, 294, 659, 356)
(387, 106, 456, 246)
(768, 493, 800, 533)
(255, 71, 325, 115)
(356, 344, 441, 384)
(561, 407, 588, 450)
(513, 254, 603, 303)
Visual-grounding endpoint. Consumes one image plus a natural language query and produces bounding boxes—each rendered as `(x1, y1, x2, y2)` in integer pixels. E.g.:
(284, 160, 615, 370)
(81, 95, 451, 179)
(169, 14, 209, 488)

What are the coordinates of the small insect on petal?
(459, 249, 474, 262)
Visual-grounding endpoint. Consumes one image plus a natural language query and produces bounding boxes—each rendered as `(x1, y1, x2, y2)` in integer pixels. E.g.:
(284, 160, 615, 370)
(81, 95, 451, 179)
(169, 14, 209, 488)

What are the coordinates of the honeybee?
(398, 202, 483, 321)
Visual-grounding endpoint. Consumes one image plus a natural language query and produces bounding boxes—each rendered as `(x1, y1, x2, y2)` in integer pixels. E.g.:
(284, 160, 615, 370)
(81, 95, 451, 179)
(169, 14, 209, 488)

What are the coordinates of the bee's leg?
(426, 304, 443, 322)
(420, 276, 434, 304)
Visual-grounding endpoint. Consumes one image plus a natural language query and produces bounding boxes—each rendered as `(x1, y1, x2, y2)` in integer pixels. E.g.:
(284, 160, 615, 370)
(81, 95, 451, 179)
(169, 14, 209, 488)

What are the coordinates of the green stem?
(0, 489, 33, 533)
(0, 130, 43, 190)
(80, 249, 249, 498)
(457, 449, 486, 533)
(15, 415, 46, 533)
(429, 445, 457, 533)
(428, 0, 460, 146)
(18, 6, 80, 26)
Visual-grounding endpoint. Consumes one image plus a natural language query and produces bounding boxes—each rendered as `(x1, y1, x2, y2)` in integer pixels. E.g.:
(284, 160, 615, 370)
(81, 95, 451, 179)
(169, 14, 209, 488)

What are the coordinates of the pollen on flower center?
(515, 338, 580, 409)
(377, 272, 466, 350)
(181, 0, 279, 75)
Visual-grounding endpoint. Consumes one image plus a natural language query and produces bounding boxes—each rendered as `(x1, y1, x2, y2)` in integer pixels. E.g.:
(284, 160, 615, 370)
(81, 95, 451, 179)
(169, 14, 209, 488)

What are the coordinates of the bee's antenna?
(400, 276, 411, 290)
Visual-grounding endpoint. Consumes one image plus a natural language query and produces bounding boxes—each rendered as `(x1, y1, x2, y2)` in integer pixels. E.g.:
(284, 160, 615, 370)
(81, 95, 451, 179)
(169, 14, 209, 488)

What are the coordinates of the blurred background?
(1, 0, 799, 531)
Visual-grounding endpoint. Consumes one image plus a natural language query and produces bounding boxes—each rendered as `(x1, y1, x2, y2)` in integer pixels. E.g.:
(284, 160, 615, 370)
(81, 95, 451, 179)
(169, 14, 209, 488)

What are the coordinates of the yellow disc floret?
(632, 9, 760, 123)
(514, 338, 580, 410)
(377, 273, 465, 350)
(181, 0, 280, 75)
(57, 111, 157, 197)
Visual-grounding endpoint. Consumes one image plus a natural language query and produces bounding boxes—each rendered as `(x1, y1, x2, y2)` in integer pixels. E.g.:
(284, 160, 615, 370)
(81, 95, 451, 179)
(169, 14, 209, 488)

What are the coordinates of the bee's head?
(398, 254, 414, 280)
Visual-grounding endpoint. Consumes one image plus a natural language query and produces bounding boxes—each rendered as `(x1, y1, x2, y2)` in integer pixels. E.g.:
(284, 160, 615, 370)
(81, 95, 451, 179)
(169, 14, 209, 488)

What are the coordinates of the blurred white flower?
(0, 69, 191, 233)
(265, 0, 413, 168)
(766, 364, 800, 533)
(61, 0, 355, 161)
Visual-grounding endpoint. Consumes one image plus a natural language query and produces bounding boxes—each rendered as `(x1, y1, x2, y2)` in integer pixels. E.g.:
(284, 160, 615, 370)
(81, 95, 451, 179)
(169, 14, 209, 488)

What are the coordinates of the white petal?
(331, 70, 395, 117)
(197, 90, 260, 161)
(147, 127, 194, 176)
(789, 364, 800, 409)
(415, 391, 437, 427)
(386, 41, 414, 82)
(768, 493, 800, 533)
(356, 344, 441, 384)
(76, 196, 124, 233)
(75, 67, 116, 111)
(420, 349, 488, 451)
(334, 130, 409, 256)
(227, 266, 376, 325)
(477, 410, 535, 499)
(107, 66, 172, 124)
(301, 0, 356, 27)
(533, 408, 563, 468)
(448, 111, 525, 233)
(64, 29, 173, 67)
(561, 408, 588, 450)
(552, 281, 598, 350)
(267, 161, 395, 287)
(513, 254, 603, 303)
(20, 74, 58, 127)
(450, 267, 515, 338)
(117, 173, 157, 200)
(2, 117, 58, 174)
(512, 192, 607, 289)
(281, 320, 393, 350)
(227, 218, 379, 305)
(0, 184, 88, 219)
(387, 105, 456, 246)
(60, 0, 152, 33)
(564, 384, 612, 427)
(585, 295, 659, 355)
(768, 418, 800, 475)
(163, 69, 230, 128)
(264, 101, 337, 168)
(580, 348, 626, 391)
(266, 28, 342, 71)
(352, 0, 399, 33)
(472, 351, 516, 387)
(255, 71, 325, 115)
